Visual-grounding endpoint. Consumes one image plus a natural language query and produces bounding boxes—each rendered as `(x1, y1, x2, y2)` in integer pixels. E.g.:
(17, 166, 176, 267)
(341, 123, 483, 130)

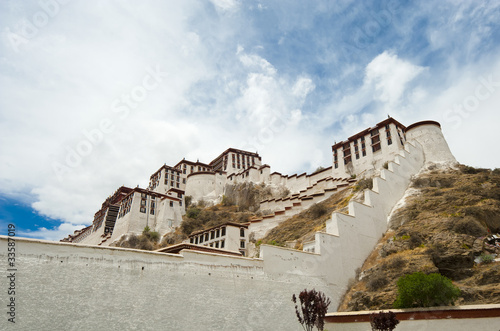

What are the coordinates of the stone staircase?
(249, 177, 356, 238)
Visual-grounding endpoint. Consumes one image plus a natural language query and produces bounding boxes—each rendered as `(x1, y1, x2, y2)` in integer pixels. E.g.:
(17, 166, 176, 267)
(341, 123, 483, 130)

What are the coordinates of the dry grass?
(260, 188, 353, 246)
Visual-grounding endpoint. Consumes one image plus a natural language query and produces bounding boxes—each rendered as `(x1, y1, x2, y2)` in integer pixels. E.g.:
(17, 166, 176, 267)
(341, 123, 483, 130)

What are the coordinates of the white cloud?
(19, 222, 85, 242)
(365, 51, 425, 107)
(0, 3, 319, 240)
(1, 1, 500, 242)
(209, 0, 240, 12)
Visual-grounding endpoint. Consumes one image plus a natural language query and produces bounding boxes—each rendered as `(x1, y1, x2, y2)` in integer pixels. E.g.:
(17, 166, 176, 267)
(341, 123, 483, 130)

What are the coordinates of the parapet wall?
(0, 236, 327, 330)
(324, 305, 500, 330)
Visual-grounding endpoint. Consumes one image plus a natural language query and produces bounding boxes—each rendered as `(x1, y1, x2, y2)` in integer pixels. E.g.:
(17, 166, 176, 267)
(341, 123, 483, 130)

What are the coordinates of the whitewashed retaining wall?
(0, 237, 332, 331)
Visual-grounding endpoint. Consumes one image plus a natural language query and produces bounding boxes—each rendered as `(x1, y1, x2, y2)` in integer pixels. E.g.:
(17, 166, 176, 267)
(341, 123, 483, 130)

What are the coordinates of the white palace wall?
(0, 236, 329, 330)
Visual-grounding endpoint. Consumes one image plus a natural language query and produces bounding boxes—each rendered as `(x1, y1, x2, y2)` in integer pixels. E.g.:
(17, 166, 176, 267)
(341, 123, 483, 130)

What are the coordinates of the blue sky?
(1, 0, 500, 241)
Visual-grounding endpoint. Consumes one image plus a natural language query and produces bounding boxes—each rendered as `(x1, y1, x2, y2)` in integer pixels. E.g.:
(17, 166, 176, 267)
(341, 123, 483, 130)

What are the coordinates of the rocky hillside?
(259, 187, 353, 249)
(338, 165, 500, 311)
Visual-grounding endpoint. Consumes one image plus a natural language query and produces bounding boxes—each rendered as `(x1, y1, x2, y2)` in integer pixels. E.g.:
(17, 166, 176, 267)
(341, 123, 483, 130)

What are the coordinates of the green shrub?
(479, 253, 494, 264)
(393, 272, 460, 308)
(186, 207, 201, 219)
(184, 195, 192, 207)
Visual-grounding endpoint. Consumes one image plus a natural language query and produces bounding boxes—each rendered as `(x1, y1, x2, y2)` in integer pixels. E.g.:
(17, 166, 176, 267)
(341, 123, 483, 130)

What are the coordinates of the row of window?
(334, 126, 398, 168)
(118, 195, 133, 218)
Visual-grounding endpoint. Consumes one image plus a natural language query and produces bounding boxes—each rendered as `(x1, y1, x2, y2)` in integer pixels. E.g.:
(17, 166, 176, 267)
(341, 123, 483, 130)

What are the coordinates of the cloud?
(19, 222, 85, 242)
(1, 1, 500, 241)
(209, 0, 240, 12)
(365, 51, 426, 107)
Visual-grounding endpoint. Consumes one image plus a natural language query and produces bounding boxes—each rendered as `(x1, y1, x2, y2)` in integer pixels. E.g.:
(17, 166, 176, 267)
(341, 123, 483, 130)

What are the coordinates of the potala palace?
(62, 117, 455, 251)
(7, 117, 488, 331)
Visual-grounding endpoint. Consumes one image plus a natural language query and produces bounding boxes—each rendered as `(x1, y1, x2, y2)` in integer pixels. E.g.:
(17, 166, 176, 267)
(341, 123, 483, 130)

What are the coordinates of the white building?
(63, 117, 456, 247)
(188, 222, 249, 256)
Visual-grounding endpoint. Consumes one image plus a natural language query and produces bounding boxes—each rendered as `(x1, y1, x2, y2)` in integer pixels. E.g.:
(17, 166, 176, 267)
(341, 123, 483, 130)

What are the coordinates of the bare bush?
(451, 217, 487, 237)
(310, 203, 328, 219)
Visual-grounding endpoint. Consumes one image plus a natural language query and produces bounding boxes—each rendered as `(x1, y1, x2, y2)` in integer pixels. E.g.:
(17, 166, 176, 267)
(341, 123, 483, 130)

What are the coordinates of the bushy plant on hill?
(115, 226, 160, 251)
(393, 272, 460, 308)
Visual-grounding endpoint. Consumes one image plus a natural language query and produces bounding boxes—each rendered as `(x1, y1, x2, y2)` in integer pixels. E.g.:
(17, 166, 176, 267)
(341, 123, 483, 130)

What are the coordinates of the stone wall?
(0, 236, 329, 330)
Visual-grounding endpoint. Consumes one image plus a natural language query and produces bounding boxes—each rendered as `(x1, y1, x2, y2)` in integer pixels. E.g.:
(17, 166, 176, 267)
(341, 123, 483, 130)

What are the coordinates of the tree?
(370, 311, 399, 331)
(292, 289, 331, 331)
(393, 272, 461, 308)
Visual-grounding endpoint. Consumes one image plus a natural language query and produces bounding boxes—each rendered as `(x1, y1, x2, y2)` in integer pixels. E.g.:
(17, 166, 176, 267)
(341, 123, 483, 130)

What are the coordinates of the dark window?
(240, 241, 245, 248)
(240, 228, 245, 237)
(215, 241, 219, 248)
(211, 231, 215, 240)
(140, 207, 146, 213)
(372, 144, 382, 152)
(205, 233, 209, 241)
(362, 150, 367, 157)
(221, 227, 226, 236)
(220, 240, 225, 248)
(388, 138, 392, 145)
(190, 238, 194, 243)
(169, 201, 173, 207)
